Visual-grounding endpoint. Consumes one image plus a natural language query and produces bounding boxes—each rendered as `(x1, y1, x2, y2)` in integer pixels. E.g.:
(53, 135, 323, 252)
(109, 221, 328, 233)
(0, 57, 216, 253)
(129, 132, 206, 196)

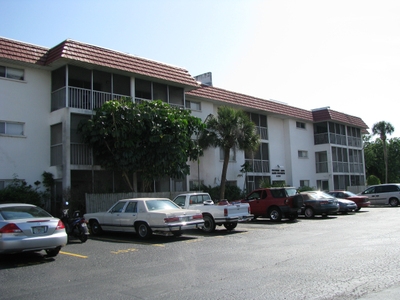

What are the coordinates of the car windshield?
(285, 188, 298, 196)
(0, 205, 52, 220)
(307, 192, 335, 200)
(346, 191, 357, 197)
(145, 199, 180, 211)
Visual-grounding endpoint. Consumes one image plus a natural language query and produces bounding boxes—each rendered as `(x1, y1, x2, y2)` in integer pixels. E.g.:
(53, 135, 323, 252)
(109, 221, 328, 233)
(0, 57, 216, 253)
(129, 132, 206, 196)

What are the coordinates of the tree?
(198, 106, 260, 200)
(78, 99, 204, 191)
(371, 121, 394, 183)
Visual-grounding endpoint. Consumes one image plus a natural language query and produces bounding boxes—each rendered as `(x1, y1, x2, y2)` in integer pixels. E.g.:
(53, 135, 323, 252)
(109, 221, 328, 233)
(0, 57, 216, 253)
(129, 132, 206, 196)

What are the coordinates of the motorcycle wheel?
(79, 233, 88, 243)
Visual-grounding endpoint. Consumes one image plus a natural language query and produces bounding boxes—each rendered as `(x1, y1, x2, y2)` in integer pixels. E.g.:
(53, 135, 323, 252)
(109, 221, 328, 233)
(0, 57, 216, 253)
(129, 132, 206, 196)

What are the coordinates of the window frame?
(296, 121, 306, 129)
(0, 121, 25, 137)
(0, 65, 25, 81)
(298, 150, 308, 158)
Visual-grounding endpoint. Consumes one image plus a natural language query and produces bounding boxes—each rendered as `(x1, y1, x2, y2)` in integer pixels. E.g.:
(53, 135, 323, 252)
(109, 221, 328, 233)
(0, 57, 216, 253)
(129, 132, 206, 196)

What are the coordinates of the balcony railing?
(256, 126, 268, 140)
(71, 143, 92, 165)
(51, 87, 184, 111)
(245, 159, 270, 173)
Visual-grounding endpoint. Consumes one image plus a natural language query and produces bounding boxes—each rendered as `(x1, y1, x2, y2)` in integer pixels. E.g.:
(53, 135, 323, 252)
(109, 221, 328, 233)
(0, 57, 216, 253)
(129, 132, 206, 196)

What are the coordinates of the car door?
(102, 201, 127, 231)
(118, 201, 138, 232)
(361, 186, 385, 205)
(245, 190, 267, 216)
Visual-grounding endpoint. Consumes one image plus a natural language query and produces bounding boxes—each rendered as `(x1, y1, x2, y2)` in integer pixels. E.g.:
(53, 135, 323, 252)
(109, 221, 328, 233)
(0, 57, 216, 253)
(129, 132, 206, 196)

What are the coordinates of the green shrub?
(367, 175, 381, 185)
(297, 186, 316, 192)
(200, 184, 243, 202)
(0, 178, 43, 206)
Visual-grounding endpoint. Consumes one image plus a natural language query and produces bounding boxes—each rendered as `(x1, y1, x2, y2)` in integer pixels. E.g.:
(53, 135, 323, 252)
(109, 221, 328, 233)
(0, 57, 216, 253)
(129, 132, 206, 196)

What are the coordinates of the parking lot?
(1, 207, 400, 300)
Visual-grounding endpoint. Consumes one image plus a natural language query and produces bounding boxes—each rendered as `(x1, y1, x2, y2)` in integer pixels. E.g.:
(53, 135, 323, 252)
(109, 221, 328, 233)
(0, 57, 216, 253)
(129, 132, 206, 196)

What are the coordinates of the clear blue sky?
(2, 0, 400, 138)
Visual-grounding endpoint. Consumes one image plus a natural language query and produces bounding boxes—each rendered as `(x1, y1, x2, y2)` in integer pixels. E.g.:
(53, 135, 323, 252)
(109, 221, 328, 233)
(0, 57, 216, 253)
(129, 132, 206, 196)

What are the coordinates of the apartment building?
(0, 37, 368, 208)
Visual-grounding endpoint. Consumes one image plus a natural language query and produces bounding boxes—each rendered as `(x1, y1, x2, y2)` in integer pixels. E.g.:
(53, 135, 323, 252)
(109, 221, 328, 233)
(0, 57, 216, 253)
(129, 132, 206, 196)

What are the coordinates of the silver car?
(0, 203, 68, 257)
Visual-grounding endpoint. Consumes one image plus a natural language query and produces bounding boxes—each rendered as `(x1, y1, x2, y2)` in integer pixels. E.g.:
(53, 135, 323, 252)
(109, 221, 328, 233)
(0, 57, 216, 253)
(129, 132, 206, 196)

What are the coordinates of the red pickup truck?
(240, 187, 303, 221)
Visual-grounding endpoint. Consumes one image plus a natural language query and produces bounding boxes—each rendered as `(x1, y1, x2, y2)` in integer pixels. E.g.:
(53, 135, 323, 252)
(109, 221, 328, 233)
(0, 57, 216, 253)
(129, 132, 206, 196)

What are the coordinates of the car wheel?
(355, 207, 361, 212)
(304, 207, 315, 218)
(45, 246, 61, 257)
(288, 213, 298, 221)
(136, 222, 153, 239)
(224, 222, 237, 231)
(89, 220, 102, 235)
(268, 207, 282, 222)
(389, 198, 399, 207)
(202, 215, 216, 233)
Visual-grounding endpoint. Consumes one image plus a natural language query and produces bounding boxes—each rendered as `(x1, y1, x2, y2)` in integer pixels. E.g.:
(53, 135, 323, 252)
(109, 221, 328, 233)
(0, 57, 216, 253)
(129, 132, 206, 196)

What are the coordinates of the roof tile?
(188, 85, 368, 129)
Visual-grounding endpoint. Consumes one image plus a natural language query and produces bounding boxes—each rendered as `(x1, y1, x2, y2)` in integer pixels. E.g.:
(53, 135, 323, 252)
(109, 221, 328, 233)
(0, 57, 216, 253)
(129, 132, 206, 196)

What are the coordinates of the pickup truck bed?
(173, 193, 253, 232)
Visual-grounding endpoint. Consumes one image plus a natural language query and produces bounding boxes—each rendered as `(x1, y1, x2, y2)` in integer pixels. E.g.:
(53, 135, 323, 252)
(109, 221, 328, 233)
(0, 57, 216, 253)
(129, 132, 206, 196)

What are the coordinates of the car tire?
(389, 198, 399, 207)
(224, 222, 237, 231)
(202, 215, 216, 233)
(136, 222, 153, 239)
(268, 207, 282, 222)
(355, 207, 361, 212)
(288, 213, 298, 221)
(304, 207, 315, 218)
(45, 246, 61, 257)
(79, 233, 88, 243)
(89, 220, 102, 235)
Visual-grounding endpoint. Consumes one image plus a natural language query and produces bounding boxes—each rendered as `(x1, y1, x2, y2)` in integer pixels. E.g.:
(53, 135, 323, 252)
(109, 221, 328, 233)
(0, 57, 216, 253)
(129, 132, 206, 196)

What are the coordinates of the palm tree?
(199, 106, 260, 200)
(372, 121, 394, 183)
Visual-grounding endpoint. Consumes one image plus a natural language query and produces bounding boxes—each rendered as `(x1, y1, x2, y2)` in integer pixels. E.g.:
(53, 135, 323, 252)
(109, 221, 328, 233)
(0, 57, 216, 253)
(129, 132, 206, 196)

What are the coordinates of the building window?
(0, 65, 24, 80)
(189, 180, 204, 191)
(298, 150, 308, 158)
(332, 146, 349, 172)
(0, 121, 24, 136)
(296, 121, 306, 129)
(300, 180, 310, 187)
(315, 151, 328, 173)
(185, 100, 201, 111)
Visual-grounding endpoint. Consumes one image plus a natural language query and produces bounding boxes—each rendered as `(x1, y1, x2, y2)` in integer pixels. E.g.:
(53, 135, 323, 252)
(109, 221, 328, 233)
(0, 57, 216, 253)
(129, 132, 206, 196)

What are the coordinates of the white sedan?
(84, 198, 204, 239)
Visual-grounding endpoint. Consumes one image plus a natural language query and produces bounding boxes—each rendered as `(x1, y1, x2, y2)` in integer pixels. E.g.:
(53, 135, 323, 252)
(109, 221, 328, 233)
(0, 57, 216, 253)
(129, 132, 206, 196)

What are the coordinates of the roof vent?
(194, 72, 213, 86)
(312, 106, 330, 112)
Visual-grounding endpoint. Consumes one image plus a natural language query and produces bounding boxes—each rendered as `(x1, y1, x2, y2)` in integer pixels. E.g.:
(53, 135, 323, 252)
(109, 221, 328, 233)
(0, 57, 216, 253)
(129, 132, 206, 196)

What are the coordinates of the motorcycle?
(61, 209, 89, 243)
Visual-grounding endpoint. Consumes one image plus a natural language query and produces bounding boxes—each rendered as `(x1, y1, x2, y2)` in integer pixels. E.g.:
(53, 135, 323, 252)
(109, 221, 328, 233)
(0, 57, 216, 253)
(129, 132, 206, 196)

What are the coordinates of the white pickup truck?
(172, 192, 253, 233)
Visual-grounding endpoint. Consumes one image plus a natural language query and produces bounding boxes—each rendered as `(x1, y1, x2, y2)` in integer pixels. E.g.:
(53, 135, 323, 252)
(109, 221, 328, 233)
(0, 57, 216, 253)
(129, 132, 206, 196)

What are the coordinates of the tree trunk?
(122, 170, 135, 192)
(219, 147, 230, 200)
(383, 141, 388, 183)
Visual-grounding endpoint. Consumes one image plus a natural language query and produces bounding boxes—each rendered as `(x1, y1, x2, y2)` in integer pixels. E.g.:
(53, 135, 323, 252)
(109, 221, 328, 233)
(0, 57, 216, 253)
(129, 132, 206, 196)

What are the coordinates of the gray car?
(300, 191, 339, 218)
(0, 203, 68, 257)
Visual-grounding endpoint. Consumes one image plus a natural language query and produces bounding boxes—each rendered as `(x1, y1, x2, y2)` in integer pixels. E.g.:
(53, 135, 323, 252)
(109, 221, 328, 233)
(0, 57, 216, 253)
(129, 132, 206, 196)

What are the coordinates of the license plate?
(32, 226, 47, 234)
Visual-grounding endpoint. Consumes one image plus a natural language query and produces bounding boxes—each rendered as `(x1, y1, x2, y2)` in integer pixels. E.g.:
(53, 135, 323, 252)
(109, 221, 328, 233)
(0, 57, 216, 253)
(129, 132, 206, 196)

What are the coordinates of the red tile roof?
(0, 37, 199, 88)
(187, 85, 313, 120)
(187, 85, 369, 130)
(0, 37, 48, 65)
(312, 108, 368, 130)
(1, 37, 368, 130)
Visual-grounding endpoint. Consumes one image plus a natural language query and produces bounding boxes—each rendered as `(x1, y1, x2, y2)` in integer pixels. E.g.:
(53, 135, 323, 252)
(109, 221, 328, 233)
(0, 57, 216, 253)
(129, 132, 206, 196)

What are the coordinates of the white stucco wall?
(0, 64, 51, 189)
(285, 119, 318, 188)
(186, 100, 245, 189)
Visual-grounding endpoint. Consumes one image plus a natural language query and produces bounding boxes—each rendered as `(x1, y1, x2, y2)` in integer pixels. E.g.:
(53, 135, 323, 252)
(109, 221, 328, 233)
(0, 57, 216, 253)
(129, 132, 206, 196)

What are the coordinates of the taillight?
(320, 201, 329, 205)
(164, 217, 180, 223)
(0, 223, 23, 233)
(56, 220, 66, 230)
(224, 208, 228, 217)
(193, 214, 203, 220)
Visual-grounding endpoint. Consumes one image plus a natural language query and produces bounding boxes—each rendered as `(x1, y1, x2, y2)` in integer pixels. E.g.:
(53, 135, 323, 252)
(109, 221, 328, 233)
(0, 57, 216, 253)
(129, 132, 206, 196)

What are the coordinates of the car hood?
(338, 199, 356, 204)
